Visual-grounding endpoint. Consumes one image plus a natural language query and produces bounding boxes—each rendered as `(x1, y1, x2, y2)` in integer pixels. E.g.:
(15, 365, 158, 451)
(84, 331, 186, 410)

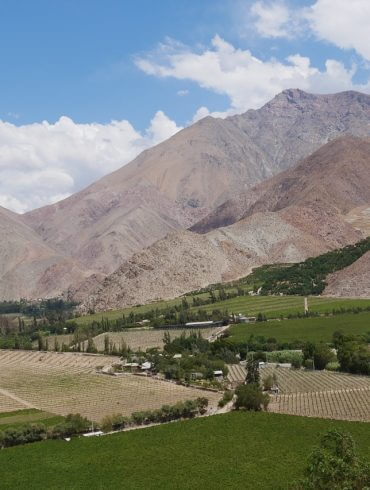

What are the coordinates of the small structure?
(141, 361, 152, 371)
(83, 431, 104, 437)
(191, 372, 203, 380)
(213, 370, 224, 379)
(270, 385, 280, 394)
(185, 321, 214, 327)
(173, 353, 182, 359)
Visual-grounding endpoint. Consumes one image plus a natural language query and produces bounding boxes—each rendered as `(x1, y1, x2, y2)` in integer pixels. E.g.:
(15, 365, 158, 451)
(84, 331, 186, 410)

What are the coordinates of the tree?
(294, 430, 370, 489)
(104, 334, 110, 354)
(313, 343, 334, 370)
(245, 358, 260, 384)
(235, 384, 269, 411)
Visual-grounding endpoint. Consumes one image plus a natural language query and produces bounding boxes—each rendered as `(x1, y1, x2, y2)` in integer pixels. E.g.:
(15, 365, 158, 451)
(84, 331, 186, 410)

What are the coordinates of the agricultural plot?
(0, 412, 368, 490)
(229, 311, 370, 343)
(269, 388, 370, 422)
(0, 350, 220, 422)
(74, 295, 370, 326)
(88, 327, 220, 351)
(227, 364, 370, 421)
(32, 334, 74, 351)
(0, 408, 64, 429)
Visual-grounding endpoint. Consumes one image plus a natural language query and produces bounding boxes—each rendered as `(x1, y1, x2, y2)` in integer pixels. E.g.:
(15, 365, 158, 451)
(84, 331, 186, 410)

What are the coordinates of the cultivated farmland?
(229, 311, 370, 344)
(87, 327, 220, 351)
(0, 412, 368, 489)
(0, 350, 220, 422)
(227, 364, 370, 421)
(73, 295, 370, 325)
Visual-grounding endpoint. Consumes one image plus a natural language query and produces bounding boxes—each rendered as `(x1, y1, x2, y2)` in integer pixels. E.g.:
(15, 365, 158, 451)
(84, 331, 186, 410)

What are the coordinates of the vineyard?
(86, 327, 219, 352)
(74, 295, 370, 326)
(227, 364, 370, 421)
(0, 350, 220, 421)
(229, 311, 370, 343)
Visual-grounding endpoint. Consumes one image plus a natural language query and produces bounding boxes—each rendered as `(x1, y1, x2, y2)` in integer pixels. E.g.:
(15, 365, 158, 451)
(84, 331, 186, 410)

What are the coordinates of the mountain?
(192, 136, 370, 233)
(324, 251, 370, 298)
(23, 89, 370, 278)
(72, 135, 370, 311)
(0, 206, 89, 300)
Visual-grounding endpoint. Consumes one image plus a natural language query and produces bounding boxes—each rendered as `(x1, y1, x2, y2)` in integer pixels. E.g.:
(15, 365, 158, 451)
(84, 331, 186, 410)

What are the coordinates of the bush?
(291, 358, 302, 369)
(304, 359, 314, 370)
(235, 384, 269, 411)
(263, 375, 274, 391)
(218, 390, 234, 408)
(50, 413, 90, 438)
(0, 424, 46, 448)
(293, 430, 370, 489)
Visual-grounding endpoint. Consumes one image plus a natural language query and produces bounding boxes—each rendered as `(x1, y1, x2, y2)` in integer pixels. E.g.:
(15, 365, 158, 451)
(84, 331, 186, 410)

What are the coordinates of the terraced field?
(0, 350, 220, 422)
(87, 327, 220, 352)
(227, 364, 370, 421)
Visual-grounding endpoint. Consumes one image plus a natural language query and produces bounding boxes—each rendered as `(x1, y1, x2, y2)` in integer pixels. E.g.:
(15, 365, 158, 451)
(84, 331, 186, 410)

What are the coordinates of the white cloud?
(249, 1, 370, 62)
(0, 112, 182, 213)
(136, 35, 370, 115)
(145, 110, 183, 145)
(306, 0, 370, 61)
(250, 1, 294, 38)
(177, 89, 189, 96)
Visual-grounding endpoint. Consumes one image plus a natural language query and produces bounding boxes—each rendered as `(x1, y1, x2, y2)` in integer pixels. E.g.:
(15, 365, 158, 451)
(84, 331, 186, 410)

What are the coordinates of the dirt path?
(0, 387, 37, 409)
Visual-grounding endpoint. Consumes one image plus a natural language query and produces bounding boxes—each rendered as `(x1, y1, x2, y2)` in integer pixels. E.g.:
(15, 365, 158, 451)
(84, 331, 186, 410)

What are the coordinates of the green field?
(0, 409, 64, 431)
(229, 311, 370, 344)
(74, 295, 370, 326)
(0, 412, 368, 489)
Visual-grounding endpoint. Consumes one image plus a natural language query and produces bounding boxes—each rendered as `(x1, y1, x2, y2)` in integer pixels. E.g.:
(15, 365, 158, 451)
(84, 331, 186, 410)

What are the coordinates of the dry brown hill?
(0, 206, 89, 300)
(324, 251, 370, 298)
(73, 204, 361, 312)
(23, 89, 370, 278)
(192, 136, 370, 233)
(73, 135, 370, 311)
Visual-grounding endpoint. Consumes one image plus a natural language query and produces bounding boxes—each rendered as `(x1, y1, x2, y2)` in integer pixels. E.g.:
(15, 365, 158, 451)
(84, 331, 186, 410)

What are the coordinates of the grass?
(0, 409, 64, 430)
(0, 411, 368, 489)
(229, 311, 370, 344)
(73, 295, 370, 326)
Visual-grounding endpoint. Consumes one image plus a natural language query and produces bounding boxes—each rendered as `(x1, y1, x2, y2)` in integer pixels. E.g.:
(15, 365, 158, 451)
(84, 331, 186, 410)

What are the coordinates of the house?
(213, 370, 224, 379)
(173, 353, 182, 359)
(190, 372, 203, 380)
(141, 361, 152, 371)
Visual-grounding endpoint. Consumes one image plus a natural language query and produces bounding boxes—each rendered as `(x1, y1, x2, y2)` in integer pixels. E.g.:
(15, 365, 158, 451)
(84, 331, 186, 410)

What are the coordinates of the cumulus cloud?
(0, 112, 182, 213)
(136, 35, 370, 115)
(250, 1, 297, 38)
(249, 1, 370, 62)
(306, 0, 370, 61)
(177, 89, 189, 96)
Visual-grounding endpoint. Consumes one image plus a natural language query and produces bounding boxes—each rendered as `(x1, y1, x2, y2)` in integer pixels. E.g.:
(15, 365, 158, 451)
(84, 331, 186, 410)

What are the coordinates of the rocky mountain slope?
(23, 89, 370, 277)
(73, 136, 370, 311)
(324, 252, 370, 298)
(192, 136, 370, 233)
(0, 206, 89, 300)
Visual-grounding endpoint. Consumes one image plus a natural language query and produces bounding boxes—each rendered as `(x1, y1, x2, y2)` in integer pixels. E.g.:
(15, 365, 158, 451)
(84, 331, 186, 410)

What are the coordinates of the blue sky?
(0, 0, 370, 212)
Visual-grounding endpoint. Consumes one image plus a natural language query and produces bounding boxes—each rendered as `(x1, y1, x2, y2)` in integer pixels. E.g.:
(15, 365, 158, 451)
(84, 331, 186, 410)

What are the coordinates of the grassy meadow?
(0, 412, 368, 489)
(229, 311, 370, 344)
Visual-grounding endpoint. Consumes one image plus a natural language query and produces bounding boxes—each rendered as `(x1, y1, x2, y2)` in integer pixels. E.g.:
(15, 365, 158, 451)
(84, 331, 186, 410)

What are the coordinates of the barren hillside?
(192, 136, 370, 233)
(0, 206, 89, 300)
(73, 203, 361, 312)
(324, 252, 370, 298)
(24, 89, 370, 277)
